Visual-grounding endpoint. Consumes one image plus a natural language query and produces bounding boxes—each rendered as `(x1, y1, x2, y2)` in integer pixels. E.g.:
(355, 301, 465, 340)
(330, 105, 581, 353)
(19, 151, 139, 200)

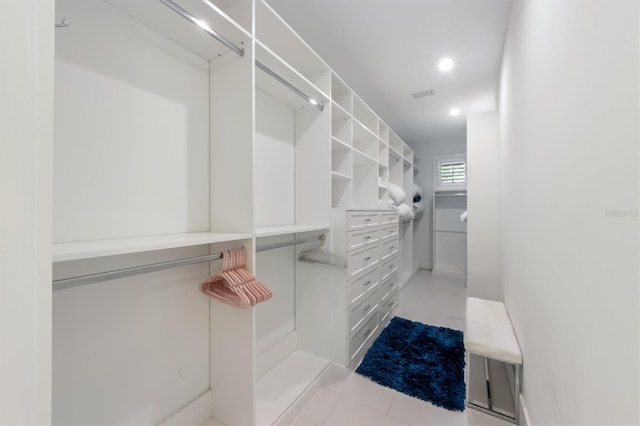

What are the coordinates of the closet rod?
(256, 234, 325, 252)
(255, 60, 324, 112)
(53, 252, 224, 291)
(158, 0, 244, 57)
(53, 234, 326, 291)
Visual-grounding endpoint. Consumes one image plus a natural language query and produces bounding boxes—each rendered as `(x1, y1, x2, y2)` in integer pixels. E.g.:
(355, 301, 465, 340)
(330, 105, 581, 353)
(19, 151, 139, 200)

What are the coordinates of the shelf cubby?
(352, 151, 379, 208)
(332, 138, 352, 177)
(353, 120, 378, 160)
(332, 176, 352, 208)
(331, 72, 352, 114)
(353, 95, 378, 135)
(331, 104, 352, 144)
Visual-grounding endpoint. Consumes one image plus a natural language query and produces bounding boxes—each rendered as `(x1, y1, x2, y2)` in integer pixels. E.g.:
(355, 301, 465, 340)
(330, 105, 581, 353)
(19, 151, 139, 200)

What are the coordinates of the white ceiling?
(265, 0, 512, 146)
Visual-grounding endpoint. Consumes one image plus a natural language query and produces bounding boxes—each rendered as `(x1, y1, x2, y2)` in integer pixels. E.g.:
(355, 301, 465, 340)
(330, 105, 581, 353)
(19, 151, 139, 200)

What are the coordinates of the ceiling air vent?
(412, 89, 435, 99)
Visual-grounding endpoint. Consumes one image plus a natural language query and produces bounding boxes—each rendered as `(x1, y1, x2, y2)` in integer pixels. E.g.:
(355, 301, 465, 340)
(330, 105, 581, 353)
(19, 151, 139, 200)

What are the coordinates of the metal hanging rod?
(255, 60, 324, 112)
(53, 251, 224, 291)
(157, 0, 244, 57)
(256, 234, 325, 252)
(53, 234, 325, 291)
(55, 19, 69, 28)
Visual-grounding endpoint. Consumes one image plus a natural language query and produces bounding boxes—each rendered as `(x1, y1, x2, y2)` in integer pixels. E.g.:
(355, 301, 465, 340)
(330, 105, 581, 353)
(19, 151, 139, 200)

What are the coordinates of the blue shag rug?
(355, 316, 466, 411)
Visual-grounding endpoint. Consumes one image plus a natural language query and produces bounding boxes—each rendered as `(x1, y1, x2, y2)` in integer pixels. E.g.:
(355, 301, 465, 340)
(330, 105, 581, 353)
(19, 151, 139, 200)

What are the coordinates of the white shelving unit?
(52, 1, 419, 424)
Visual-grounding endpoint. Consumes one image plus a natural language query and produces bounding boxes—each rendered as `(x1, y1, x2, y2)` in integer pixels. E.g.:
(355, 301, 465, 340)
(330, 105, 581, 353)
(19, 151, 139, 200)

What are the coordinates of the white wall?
(0, 1, 54, 424)
(466, 112, 499, 300)
(499, 1, 639, 424)
(410, 138, 466, 269)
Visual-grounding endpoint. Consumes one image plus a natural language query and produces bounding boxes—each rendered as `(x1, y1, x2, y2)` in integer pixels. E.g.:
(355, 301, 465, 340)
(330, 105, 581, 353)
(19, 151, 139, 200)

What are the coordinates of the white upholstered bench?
(464, 297, 522, 424)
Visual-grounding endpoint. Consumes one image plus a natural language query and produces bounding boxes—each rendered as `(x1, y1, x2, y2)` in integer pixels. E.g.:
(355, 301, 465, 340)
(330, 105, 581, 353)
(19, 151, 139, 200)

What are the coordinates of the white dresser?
(330, 209, 400, 368)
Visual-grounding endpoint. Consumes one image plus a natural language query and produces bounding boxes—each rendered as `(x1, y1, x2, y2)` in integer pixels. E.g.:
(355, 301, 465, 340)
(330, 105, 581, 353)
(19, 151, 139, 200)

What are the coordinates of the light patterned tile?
(326, 372, 397, 413)
(200, 416, 225, 426)
(388, 392, 467, 426)
(288, 415, 316, 426)
(298, 388, 341, 425)
(323, 397, 409, 426)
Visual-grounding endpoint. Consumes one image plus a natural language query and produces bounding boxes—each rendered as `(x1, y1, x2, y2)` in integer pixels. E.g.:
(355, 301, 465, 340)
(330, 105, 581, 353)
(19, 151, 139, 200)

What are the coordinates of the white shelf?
(255, 41, 329, 110)
(255, 224, 329, 238)
(255, 350, 330, 426)
(332, 171, 352, 180)
(53, 232, 253, 262)
(105, 0, 251, 61)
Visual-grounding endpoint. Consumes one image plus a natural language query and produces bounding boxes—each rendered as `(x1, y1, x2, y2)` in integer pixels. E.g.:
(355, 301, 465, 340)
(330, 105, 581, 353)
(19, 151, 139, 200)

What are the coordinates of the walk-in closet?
(51, 0, 419, 424)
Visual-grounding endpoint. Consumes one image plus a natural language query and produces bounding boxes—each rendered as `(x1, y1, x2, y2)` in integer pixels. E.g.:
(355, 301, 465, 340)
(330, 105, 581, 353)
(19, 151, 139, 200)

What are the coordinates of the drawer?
(348, 313, 379, 362)
(379, 290, 399, 325)
(347, 211, 379, 230)
(380, 224, 399, 240)
(379, 254, 399, 281)
(347, 267, 379, 308)
(347, 245, 379, 279)
(380, 237, 399, 261)
(380, 212, 399, 225)
(379, 270, 399, 302)
(347, 228, 379, 251)
(348, 286, 380, 335)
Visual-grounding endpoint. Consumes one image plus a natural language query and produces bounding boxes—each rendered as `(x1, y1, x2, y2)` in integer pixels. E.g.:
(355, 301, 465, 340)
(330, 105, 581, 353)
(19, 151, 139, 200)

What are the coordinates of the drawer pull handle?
(364, 219, 372, 222)
(363, 280, 372, 286)
(388, 282, 395, 287)
(364, 328, 373, 337)
(365, 236, 372, 240)
(389, 246, 395, 251)
(389, 264, 395, 269)
(363, 304, 372, 312)
(363, 257, 372, 261)
(387, 301, 394, 307)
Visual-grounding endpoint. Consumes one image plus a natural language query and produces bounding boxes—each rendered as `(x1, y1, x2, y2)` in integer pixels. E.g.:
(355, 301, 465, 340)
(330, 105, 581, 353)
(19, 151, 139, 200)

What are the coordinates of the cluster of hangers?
(200, 247, 272, 308)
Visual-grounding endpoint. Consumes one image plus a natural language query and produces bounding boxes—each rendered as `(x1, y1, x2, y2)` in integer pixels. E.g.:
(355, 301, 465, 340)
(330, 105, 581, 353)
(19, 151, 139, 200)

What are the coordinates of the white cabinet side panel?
(54, 0, 210, 242)
(255, 90, 295, 227)
(0, 1, 54, 424)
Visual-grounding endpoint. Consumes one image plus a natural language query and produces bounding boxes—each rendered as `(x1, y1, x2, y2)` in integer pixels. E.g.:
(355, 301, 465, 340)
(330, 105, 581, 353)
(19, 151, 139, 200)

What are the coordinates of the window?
(440, 161, 466, 185)
(434, 154, 467, 190)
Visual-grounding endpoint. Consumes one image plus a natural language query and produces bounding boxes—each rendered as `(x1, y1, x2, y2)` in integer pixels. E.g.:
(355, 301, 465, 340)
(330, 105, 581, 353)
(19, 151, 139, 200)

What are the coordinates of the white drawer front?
(347, 228, 379, 252)
(380, 237, 399, 261)
(346, 212, 379, 230)
(379, 290, 399, 325)
(380, 212, 399, 225)
(347, 245, 379, 279)
(348, 287, 380, 335)
(380, 224, 399, 240)
(379, 270, 399, 303)
(348, 267, 379, 308)
(379, 254, 399, 281)
(348, 313, 378, 362)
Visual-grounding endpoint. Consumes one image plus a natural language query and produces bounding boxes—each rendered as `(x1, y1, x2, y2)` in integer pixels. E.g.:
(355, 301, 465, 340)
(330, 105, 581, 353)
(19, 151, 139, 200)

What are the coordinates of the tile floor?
(287, 270, 511, 426)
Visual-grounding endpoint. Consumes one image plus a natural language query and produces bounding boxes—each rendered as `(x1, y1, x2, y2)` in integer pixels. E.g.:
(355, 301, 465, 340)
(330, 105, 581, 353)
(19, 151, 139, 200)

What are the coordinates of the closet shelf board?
(105, 0, 250, 61)
(352, 149, 378, 165)
(255, 350, 330, 426)
(331, 137, 351, 151)
(255, 224, 329, 238)
(332, 171, 352, 181)
(52, 232, 252, 262)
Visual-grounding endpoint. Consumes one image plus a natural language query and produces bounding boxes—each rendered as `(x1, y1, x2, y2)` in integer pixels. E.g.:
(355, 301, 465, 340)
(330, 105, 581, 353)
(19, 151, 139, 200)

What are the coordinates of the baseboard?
(271, 362, 337, 426)
(519, 394, 532, 426)
(432, 268, 467, 280)
(159, 389, 213, 426)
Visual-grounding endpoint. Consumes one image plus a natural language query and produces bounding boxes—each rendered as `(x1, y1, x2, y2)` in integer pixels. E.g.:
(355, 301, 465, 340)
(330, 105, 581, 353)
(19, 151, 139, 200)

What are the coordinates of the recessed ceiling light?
(438, 58, 454, 72)
(449, 108, 461, 116)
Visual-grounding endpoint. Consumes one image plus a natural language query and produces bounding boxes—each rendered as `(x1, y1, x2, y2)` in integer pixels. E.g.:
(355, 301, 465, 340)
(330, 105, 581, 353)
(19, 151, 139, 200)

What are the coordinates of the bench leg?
(465, 354, 521, 425)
